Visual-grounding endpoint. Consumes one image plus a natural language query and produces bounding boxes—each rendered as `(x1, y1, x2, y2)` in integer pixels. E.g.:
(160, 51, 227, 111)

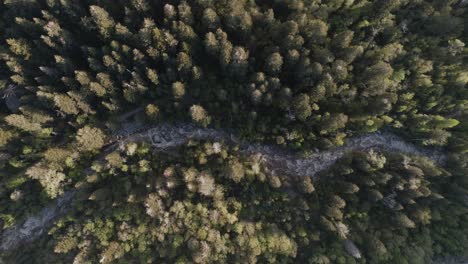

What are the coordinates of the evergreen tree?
(76, 126, 106, 151)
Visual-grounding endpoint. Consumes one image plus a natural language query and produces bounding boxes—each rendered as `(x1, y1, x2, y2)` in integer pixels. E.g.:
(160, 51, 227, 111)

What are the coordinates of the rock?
(0, 121, 446, 252)
(344, 239, 361, 259)
(0, 190, 75, 251)
(5, 95, 20, 112)
(3, 84, 20, 112)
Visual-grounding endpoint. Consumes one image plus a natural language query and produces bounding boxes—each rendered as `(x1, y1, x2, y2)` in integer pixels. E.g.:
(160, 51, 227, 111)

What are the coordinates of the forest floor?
(0, 122, 448, 254)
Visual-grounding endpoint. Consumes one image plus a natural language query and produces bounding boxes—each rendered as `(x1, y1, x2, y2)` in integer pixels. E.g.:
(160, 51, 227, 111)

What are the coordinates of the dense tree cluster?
(0, 0, 466, 151)
(0, 0, 466, 263)
(3, 141, 467, 263)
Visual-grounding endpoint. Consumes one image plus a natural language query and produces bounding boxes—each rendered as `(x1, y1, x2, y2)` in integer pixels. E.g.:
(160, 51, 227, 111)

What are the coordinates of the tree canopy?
(0, 0, 467, 263)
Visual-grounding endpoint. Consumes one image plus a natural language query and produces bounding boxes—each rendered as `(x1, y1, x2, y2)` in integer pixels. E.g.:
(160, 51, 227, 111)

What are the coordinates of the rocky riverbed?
(0, 122, 447, 252)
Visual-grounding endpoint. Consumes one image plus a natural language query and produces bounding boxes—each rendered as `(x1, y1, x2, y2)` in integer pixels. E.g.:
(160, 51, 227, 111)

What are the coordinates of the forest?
(0, 0, 467, 263)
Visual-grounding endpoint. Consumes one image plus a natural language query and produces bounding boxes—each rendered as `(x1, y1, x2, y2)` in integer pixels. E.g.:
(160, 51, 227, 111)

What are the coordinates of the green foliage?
(75, 126, 106, 151)
(26, 163, 65, 198)
(5, 114, 42, 132)
(5, 140, 465, 263)
(190, 104, 211, 127)
(0, 0, 466, 263)
(293, 93, 313, 121)
(0, 0, 463, 149)
(0, 128, 15, 147)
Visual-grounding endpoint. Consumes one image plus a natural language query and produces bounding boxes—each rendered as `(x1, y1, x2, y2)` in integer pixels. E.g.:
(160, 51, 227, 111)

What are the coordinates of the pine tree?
(145, 193, 164, 218)
(89, 5, 115, 39)
(395, 213, 416, 228)
(26, 163, 65, 198)
(225, 159, 245, 183)
(197, 171, 216, 197)
(202, 8, 220, 30)
(172, 81, 185, 99)
(6, 38, 32, 60)
(292, 93, 312, 121)
(76, 126, 106, 151)
(361, 62, 394, 97)
(0, 128, 14, 147)
(190, 105, 211, 127)
(53, 94, 79, 115)
(300, 177, 315, 193)
(265, 52, 283, 75)
(5, 114, 42, 132)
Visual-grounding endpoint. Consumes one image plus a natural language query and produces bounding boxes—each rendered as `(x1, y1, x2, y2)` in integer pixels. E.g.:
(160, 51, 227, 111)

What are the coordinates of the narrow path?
(0, 122, 447, 252)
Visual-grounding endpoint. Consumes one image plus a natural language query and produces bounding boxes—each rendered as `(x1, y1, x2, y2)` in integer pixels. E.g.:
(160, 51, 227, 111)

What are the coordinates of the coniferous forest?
(0, 0, 467, 263)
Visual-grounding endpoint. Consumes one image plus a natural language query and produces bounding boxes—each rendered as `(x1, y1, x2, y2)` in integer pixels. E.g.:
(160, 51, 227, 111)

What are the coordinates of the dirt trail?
(0, 122, 446, 252)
